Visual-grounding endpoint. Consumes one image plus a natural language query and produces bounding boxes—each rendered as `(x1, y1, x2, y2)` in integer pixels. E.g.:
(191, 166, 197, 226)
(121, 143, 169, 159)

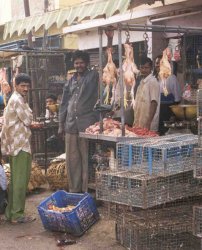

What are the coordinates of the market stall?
(78, 22, 202, 249)
(79, 23, 202, 188)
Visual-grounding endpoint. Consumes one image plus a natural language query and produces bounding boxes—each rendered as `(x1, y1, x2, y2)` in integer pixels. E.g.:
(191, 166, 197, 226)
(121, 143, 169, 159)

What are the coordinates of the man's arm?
(58, 82, 70, 134)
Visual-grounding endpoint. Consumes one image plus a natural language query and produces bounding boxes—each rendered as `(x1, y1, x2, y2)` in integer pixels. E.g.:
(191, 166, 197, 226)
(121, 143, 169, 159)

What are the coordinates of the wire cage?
(116, 203, 201, 250)
(17, 52, 67, 167)
(198, 117, 202, 147)
(31, 125, 62, 167)
(117, 134, 198, 176)
(197, 89, 202, 117)
(193, 147, 202, 179)
(100, 196, 202, 222)
(96, 170, 202, 209)
(87, 139, 118, 189)
(99, 201, 133, 220)
(24, 52, 66, 118)
(193, 205, 202, 238)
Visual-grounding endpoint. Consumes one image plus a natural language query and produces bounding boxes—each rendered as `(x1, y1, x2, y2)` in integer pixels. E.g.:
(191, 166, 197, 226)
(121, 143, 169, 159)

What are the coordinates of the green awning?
(3, 0, 131, 40)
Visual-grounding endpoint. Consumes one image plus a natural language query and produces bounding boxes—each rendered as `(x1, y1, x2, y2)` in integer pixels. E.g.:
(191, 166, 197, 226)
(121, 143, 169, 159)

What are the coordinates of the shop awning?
(3, 0, 131, 40)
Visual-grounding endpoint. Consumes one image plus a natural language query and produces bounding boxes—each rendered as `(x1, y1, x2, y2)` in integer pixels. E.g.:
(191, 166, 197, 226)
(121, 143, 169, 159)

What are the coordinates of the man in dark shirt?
(58, 50, 99, 193)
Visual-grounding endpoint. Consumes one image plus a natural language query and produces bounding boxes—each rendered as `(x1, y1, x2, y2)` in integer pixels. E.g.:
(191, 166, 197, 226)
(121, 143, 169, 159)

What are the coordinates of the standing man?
(134, 57, 160, 131)
(1, 73, 35, 224)
(58, 50, 99, 193)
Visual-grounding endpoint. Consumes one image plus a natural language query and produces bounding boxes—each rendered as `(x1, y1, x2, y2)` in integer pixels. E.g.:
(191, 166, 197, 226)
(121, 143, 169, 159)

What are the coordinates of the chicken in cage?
(117, 134, 198, 176)
(96, 170, 202, 209)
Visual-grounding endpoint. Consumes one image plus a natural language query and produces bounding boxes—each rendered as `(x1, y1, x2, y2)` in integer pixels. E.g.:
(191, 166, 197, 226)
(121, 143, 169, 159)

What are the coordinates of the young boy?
(45, 94, 58, 121)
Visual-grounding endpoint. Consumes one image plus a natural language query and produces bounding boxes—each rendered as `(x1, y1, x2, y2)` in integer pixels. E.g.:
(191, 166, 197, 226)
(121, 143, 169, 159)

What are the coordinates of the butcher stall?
(79, 23, 202, 249)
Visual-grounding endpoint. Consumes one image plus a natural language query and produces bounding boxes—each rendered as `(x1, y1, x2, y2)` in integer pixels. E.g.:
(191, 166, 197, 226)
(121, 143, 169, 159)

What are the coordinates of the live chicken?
(102, 47, 117, 104)
(122, 43, 139, 107)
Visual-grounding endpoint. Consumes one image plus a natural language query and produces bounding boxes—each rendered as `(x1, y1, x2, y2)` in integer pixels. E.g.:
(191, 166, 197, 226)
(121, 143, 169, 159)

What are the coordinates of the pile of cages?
(116, 203, 202, 250)
(96, 170, 202, 209)
(117, 134, 198, 176)
(194, 89, 202, 178)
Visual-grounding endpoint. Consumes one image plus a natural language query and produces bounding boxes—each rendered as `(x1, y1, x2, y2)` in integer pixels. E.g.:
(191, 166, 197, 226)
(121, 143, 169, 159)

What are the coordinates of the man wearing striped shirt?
(1, 73, 35, 224)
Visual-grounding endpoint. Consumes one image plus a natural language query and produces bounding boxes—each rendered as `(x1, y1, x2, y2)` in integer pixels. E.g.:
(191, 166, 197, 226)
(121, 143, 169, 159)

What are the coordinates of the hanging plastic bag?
(182, 83, 191, 100)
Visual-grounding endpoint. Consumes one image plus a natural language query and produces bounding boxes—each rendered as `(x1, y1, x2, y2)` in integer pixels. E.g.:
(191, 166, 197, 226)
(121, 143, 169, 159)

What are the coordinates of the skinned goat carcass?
(122, 43, 139, 108)
(102, 47, 117, 104)
(0, 68, 11, 105)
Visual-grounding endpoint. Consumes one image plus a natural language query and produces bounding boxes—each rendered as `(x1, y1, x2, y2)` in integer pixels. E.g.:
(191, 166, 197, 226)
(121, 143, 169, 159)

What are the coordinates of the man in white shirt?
(134, 57, 160, 131)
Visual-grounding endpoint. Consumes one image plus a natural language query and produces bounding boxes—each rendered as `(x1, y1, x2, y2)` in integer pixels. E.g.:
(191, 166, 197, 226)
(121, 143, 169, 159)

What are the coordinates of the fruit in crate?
(47, 204, 75, 212)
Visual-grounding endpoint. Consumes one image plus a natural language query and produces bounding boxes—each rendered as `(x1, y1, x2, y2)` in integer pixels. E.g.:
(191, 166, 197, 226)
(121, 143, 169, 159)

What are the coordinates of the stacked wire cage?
(194, 89, 202, 178)
(116, 202, 202, 250)
(97, 134, 200, 208)
(191, 89, 202, 249)
(95, 134, 202, 249)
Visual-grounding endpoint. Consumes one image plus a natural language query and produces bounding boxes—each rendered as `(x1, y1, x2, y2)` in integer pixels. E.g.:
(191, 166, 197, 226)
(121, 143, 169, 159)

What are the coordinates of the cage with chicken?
(116, 134, 198, 176)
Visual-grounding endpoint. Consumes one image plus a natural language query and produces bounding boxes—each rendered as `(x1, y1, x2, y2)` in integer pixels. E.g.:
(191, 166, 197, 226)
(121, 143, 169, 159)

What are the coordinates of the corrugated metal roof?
(3, 0, 131, 40)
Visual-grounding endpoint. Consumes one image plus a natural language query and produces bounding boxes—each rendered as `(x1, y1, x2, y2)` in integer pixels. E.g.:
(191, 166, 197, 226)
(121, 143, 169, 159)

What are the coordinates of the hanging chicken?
(159, 48, 172, 97)
(102, 28, 118, 105)
(122, 43, 139, 107)
(0, 68, 11, 106)
(159, 48, 172, 80)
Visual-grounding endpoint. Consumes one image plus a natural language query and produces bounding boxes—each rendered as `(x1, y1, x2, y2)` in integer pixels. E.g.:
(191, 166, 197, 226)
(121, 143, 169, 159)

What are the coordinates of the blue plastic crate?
(37, 190, 99, 236)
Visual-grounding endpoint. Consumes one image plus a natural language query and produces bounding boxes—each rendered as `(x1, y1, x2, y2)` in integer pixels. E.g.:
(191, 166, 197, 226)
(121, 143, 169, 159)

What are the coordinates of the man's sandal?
(11, 216, 36, 224)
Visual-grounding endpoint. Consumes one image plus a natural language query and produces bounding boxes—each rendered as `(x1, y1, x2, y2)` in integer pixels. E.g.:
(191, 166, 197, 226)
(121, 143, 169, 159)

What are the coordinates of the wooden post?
(23, 0, 33, 48)
(42, 0, 49, 50)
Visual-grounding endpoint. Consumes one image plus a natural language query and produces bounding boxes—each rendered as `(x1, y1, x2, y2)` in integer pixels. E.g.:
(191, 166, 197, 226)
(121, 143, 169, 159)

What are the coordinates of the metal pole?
(120, 23, 202, 34)
(23, 0, 33, 48)
(98, 27, 103, 103)
(98, 27, 103, 133)
(118, 23, 125, 136)
(42, 0, 49, 50)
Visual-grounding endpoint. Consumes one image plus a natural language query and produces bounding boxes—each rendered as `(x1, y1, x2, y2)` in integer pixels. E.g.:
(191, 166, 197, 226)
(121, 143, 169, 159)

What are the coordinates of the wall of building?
(76, 29, 146, 50)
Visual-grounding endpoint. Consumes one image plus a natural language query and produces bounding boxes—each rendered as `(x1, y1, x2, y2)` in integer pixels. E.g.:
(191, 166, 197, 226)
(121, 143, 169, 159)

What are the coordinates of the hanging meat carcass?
(0, 68, 11, 105)
(122, 43, 139, 107)
(102, 47, 117, 104)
